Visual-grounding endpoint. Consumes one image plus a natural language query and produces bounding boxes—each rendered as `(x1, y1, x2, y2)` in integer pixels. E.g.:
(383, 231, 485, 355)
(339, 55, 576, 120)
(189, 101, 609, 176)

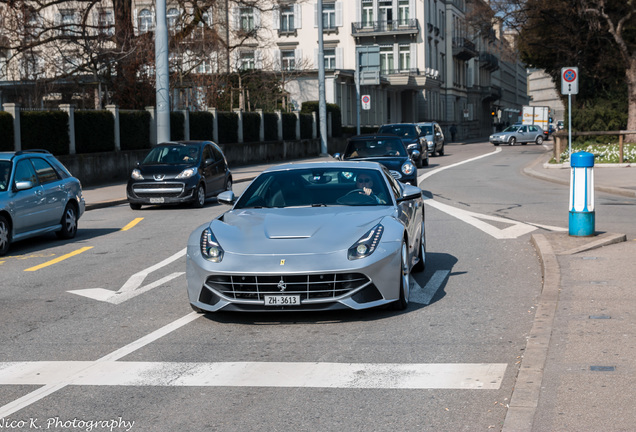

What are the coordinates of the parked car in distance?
(489, 124, 545, 146)
(557, 120, 564, 130)
(186, 161, 426, 313)
(377, 123, 429, 167)
(416, 121, 445, 156)
(127, 141, 232, 210)
(0, 150, 85, 256)
(334, 134, 418, 186)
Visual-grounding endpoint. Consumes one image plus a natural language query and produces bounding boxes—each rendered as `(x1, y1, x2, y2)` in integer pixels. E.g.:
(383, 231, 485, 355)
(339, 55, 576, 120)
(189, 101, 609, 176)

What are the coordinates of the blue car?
(377, 123, 429, 167)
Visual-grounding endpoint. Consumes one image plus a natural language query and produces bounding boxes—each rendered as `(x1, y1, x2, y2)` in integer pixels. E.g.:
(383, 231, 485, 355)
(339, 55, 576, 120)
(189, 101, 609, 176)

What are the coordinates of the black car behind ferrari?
(127, 141, 232, 210)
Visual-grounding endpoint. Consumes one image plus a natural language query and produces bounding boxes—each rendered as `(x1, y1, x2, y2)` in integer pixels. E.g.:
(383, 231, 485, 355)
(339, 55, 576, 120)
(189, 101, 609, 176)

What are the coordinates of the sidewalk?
(81, 143, 636, 431)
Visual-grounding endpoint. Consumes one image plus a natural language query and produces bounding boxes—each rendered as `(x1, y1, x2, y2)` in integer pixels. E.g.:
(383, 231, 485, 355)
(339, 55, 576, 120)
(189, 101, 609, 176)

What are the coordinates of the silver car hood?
(210, 207, 390, 255)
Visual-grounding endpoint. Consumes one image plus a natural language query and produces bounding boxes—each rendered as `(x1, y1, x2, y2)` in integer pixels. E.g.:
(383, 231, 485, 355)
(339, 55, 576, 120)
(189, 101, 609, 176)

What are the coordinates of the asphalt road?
(2, 142, 634, 431)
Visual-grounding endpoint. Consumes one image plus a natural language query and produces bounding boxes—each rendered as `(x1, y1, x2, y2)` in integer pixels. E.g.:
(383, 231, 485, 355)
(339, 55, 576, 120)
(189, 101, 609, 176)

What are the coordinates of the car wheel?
(391, 240, 410, 311)
(422, 155, 429, 167)
(56, 203, 78, 239)
(412, 222, 426, 273)
(438, 143, 445, 156)
(0, 215, 11, 256)
(192, 183, 206, 208)
(509, 137, 516, 146)
(225, 177, 233, 192)
(493, 142, 499, 146)
(536, 136, 544, 145)
(129, 203, 142, 210)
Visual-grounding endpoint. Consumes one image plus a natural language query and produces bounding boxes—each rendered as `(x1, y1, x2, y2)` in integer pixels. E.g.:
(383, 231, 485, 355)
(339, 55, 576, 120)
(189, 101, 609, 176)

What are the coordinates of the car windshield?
(142, 145, 200, 165)
(503, 126, 520, 132)
(235, 168, 392, 208)
(0, 161, 11, 192)
(379, 125, 417, 138)
(419, 125, 433, 135)
(343, 138, 407, 158)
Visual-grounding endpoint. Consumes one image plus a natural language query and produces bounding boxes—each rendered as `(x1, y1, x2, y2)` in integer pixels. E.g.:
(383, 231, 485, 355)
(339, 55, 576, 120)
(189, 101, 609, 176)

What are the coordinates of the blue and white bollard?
(569, 151, 595, 236)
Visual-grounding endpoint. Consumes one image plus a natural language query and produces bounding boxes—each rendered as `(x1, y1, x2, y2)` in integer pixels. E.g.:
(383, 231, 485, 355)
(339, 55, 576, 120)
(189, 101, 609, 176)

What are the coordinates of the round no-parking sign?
(561, 67, 579, 95)
(361, 94, 371, 110)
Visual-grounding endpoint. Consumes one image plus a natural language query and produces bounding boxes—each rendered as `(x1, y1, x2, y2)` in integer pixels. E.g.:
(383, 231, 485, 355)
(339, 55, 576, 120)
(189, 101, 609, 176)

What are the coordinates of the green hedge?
(301, 101, 342, 137)
(300, 113, 313, 139)
(264, 113, 278, 141)
(217, 112, 238, 144)
(75, 111, 114, 153)
(243, 112, 261, 143)
(120, 110, 151, 150)
(170, 112, 185, 141)
(190, 111, 214, 140)
(21, 111, 69, 155)
(0, 112, 14, 151)
(282, 113, 296, 140)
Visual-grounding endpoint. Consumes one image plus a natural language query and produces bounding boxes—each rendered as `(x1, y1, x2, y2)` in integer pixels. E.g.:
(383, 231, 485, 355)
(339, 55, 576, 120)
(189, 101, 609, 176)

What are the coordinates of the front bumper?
(127, 181, 196, 205)
(186, 240, 403, 313)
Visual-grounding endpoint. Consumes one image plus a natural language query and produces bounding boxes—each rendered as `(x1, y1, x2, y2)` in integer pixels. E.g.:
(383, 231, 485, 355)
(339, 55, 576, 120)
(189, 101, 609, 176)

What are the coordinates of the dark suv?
(127, 141, 232, 210)
(0, 150, 85, 256)
(377, 123, 429, 167)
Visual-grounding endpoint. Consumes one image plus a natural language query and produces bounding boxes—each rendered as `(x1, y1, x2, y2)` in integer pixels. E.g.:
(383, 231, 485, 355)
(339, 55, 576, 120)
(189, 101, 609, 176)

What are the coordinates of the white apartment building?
(0, 0, 528, 139)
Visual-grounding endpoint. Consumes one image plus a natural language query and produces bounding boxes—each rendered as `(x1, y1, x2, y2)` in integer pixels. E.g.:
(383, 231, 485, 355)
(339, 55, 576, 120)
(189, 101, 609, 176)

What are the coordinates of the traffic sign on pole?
(361, 94, 371, 110)
(561, 67, 579, 95)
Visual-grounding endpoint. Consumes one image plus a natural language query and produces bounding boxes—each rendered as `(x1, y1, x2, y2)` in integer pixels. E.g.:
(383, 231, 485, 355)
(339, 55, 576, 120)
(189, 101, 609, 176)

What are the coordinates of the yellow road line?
(24, 247, 93, 272)
(121, 218, 144, 231)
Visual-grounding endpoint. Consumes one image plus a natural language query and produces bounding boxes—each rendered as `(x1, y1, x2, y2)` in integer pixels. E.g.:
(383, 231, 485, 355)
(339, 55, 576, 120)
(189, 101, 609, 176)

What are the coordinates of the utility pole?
(317, 0, 328, 154)
(155, 0, 170, 143)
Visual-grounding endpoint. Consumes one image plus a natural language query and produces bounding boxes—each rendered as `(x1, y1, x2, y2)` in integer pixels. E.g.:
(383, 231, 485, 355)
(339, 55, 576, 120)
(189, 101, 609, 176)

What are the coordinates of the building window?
(98, 9, 114, 36)
(379, 0, 392, 24)
(380, 46, 394, 74)
(324, 48, 336, 70)
(139, 9, 153, 33)
(240, 51, 255, 70)
(362, 0, 373, 27)
(167, 8, 179, 32)
(280, 5, 294, 31)
(240, 7, 255, 31)
(60, 9, 78, 35)
(398, 0, 409, 24)
(399, 45, 410, 71)
(281, 50, 295, 71)
(322, 3, 336, 30)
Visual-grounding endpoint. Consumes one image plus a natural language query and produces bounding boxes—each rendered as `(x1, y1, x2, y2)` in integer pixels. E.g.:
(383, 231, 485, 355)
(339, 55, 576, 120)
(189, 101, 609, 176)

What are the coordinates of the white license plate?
(150, 197, 165, 204)
(264, 295, 300, 306)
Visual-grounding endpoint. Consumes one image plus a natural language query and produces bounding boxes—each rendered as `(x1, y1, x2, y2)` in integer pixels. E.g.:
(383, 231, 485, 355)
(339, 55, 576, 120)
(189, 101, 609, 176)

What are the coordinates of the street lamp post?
(155, 0, 170, 143)
(317, 0, 328, 154)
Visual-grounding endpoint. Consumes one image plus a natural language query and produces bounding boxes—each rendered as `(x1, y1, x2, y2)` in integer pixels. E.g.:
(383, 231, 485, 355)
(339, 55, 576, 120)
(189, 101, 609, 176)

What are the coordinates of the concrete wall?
(59, 138, 325, 187)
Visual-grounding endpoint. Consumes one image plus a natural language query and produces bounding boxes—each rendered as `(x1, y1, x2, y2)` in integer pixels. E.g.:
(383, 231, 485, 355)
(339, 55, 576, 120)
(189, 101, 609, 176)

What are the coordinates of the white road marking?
(0, 361, 507, 390)
(418, 147, 501, 182)
(67, 248, 186, 303)
(411, 270, 449, 305)
(425, 199, 537, 239)
(0, 312, 202, 418)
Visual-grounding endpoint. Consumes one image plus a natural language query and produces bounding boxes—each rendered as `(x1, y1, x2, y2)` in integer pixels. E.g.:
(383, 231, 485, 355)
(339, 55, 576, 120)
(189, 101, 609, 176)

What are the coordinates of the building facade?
(0, 0, 529, 140)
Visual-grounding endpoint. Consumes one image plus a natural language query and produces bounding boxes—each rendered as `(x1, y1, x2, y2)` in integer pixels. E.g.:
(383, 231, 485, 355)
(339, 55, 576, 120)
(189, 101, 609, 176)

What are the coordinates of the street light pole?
(155, 0, 170, 143)
(317, 0, 328, 155)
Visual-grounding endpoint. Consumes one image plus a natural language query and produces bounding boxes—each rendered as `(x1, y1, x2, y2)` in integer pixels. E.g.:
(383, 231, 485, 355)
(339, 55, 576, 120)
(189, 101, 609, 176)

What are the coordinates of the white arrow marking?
(411, 270, 449, 305)
(67, 248, 186, 303)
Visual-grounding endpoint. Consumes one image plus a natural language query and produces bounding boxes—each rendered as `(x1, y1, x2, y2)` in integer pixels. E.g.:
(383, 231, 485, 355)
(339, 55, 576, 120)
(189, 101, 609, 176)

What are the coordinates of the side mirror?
(333, 153, 341, 160)
(14, 180, 34, 191)
(411, 150, 421, 161)
(399, 183, 423, 201)
(217, 191, 236, 206)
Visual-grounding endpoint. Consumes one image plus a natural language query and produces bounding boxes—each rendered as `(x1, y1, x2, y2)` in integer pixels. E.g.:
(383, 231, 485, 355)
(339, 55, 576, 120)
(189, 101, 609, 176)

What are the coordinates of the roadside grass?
(550, 141, 636, 164)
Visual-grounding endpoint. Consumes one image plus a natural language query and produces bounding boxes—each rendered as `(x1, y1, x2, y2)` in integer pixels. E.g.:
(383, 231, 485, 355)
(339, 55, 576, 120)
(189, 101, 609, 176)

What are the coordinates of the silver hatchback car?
(490, 124, 545, 146)
(0, 150, 85, 256)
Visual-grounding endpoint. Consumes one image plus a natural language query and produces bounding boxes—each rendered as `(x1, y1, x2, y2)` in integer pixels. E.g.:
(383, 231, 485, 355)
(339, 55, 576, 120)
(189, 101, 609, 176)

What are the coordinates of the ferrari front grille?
(204, 273, 371, 301)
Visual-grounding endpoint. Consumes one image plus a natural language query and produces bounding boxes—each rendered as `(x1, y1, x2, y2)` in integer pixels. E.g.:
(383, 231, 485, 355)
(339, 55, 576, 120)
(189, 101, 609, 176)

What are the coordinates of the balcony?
(352, 19, 419, 39)
(452, 37, 477, 60)
(480, 52, 499, 71)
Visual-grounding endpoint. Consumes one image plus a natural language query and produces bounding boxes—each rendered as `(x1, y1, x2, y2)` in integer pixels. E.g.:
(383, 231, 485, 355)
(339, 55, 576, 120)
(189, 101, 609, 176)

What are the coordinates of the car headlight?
(200, 228, 224, 262)
(427, 140, 434, 147)
(348, 224, 384, 260)
(401, 161, 415, 175)
(176, 168, 197, 179)
(131, 169, 144, 180)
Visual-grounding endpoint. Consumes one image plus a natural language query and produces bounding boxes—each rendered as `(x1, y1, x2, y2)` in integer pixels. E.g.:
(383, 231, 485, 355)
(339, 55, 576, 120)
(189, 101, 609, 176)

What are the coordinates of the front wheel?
(192, 184, 206, 208)
(390, 241, 410, 311)
(412, 222, 426, 273)
(0, 215, 11, 256)
(508, 137, 516, 146)
(438, 143, 445, 156)
(536, 136, 544, 145)
(129, 203, 142, 210)
(56, 204, 78, 239)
